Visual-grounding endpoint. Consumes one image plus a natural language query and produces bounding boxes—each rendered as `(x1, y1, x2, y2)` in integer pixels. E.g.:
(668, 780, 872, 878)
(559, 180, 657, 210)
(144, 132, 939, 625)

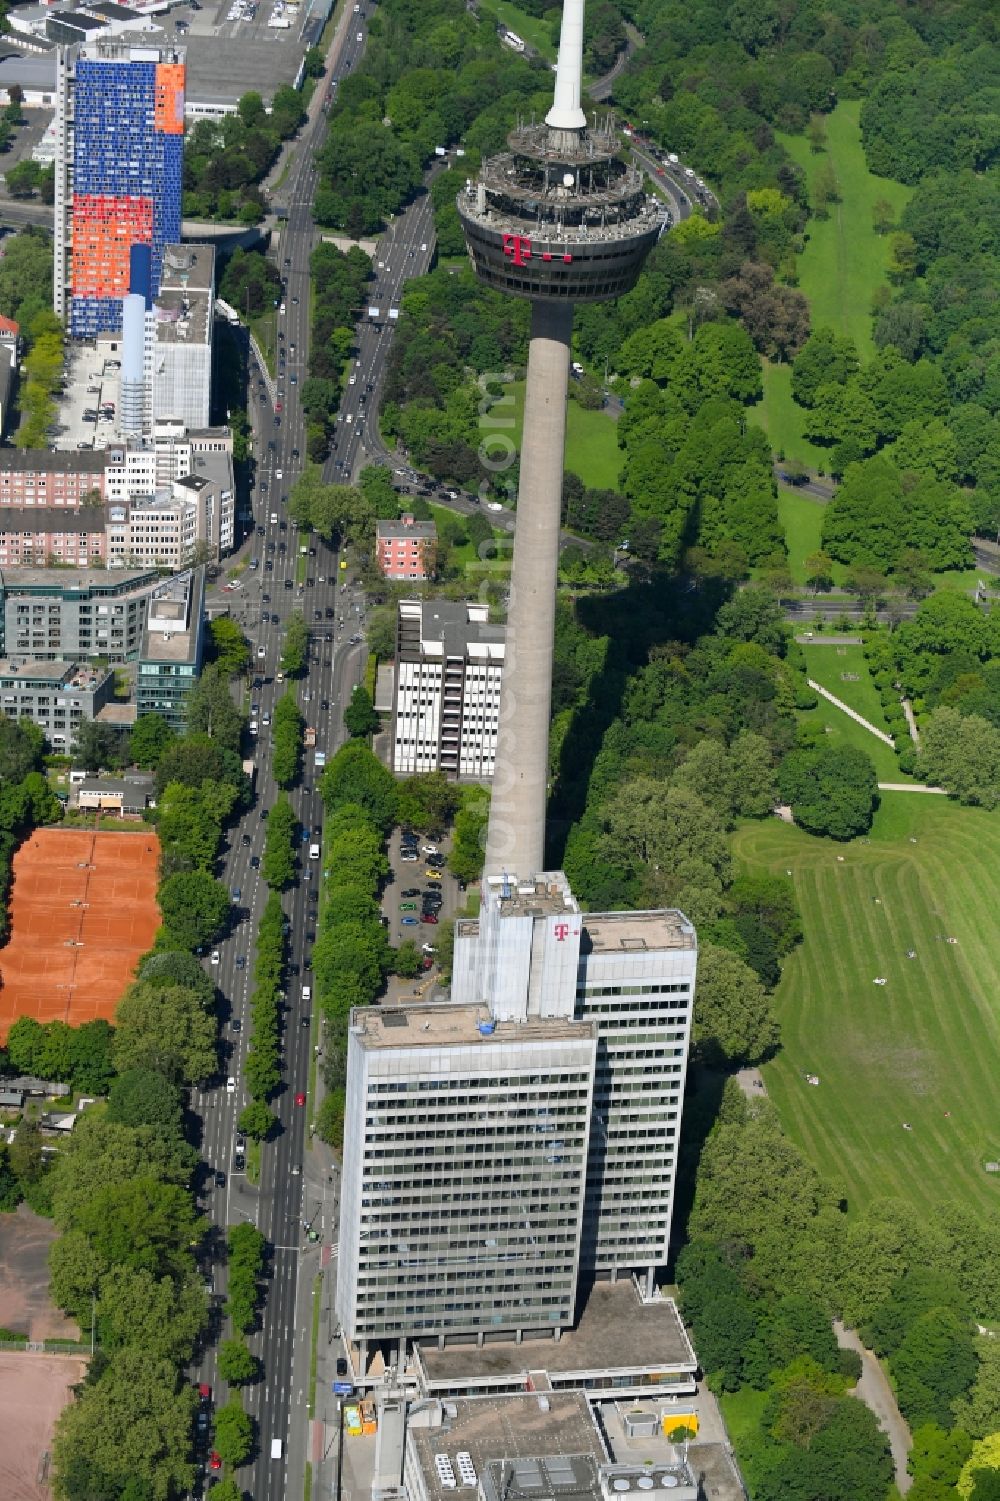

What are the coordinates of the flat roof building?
(0, 657, 115, 749)
(377, 514, 436, 581)
(135, 565, 205, 728)
(393, 599, 505, 781)
(0, 565, 160, 662)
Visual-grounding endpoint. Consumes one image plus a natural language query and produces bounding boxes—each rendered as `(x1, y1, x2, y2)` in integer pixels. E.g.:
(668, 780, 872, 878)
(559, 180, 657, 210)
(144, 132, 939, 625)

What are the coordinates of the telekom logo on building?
(553, 922, 580, 942)
(502, 233, 532, 265)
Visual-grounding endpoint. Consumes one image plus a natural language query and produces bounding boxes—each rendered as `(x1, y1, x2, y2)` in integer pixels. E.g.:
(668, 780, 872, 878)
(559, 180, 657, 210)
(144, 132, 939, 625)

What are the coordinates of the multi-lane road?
(186, 12, 383, 1501)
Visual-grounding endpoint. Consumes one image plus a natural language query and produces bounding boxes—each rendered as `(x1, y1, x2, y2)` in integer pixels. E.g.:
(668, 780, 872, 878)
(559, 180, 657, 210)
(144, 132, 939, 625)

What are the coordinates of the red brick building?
(375, 514, 436, 581)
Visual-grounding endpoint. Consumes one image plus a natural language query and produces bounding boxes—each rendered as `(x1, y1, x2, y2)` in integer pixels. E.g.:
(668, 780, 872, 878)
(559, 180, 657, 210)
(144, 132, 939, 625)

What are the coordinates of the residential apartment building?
(337, 872, 697, 1359)
(376, 514, 436, 581)
(106, 469, 233, 567)
(54, 40, 185, 336)
(392, 599, 505, 780)
(0, 567, 159, 662)
(0, 450, 106, 507)
(0, 508, 107, 568)
(135, 566, 204, 728)
(0, 659, 115, 749)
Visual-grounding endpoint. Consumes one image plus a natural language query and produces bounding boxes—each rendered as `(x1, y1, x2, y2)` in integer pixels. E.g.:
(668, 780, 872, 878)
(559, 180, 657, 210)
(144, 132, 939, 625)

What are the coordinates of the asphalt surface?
(186, 9, 377, 1501)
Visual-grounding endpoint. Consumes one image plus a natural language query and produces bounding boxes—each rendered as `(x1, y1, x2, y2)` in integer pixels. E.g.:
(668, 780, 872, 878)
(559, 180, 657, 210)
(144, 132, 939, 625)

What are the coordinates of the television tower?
(457, 0, 665, 878)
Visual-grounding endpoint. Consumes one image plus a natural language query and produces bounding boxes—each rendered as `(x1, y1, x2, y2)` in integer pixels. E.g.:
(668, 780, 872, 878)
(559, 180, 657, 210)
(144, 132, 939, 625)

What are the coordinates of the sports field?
(0, 829, 160, 1039)
(734, 795, 1000, 1219)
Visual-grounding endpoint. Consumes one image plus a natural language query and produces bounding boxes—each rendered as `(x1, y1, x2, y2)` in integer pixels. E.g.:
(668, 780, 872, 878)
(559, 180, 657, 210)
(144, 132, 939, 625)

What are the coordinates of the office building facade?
(392, 599, 505, 780)
(135, 566, 204, 728)
(0, 659, 115, 749)
(0, 567, 159, 662)
(54, 41, 185, 337)
(336, 1001, 596, 1354)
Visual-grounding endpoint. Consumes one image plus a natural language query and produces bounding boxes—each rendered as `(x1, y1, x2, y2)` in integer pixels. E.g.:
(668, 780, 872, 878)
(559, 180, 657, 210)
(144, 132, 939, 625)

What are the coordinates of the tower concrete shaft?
(484, 301, 572, 877)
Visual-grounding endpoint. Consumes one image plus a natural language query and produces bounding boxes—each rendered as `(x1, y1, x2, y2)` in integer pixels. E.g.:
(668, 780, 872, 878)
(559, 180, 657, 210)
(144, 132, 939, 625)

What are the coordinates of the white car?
(357, 29, 362, 39)
(227, 1076, 236, 1093)
(276, 468, 283, 480)
(422, 844, 440, 855)
(345, 413, 353, 424)
(262, 713, 271, 726)
(257, 646, 266, 659)
(211, 950, 221, 965)
(349, 374, 357, 385)
(487, 501, 503, 511)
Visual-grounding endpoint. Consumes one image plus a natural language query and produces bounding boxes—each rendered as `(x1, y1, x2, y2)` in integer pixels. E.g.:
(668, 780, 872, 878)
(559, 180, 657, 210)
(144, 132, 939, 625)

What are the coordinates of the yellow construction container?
(662, 1413, 699, 1439)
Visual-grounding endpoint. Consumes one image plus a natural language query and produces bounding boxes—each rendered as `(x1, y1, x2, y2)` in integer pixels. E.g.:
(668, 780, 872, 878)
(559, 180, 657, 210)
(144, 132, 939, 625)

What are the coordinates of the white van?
(271, 1438, 283, 1460)
(309, 842, 320, 860)
(302, 985, 311, 1002)
(270, 512, 278, 524)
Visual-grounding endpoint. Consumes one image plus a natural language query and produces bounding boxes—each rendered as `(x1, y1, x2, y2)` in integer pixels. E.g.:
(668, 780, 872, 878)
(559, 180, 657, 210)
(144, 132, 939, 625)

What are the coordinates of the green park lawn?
(751, 363, 828, 471)
(752, 101, 912, 465)
(801, 642, 892, 735)
(473, 0, 556, 60)
(480, 380, 624, 491)
(733, 794, 1000, 1221)
(778, 100, 912, 358)
(779, 488, 833, 584)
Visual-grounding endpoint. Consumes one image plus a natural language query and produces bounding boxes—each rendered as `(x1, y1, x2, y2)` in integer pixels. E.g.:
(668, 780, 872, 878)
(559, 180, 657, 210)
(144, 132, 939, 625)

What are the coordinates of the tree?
(9, 1119, 43, 1184)
(74, 1177, 202, 1281)
(893, 1308, 978, 1430)
(261, 793, 296, 889)
(72, 720, 130, 773)
(107, 1070, 183, 1133)
(343, 684, 379, 739)
(217, 1338, 259, 1387)
(778, 743, 879, 839)
(955, 1341, 1000, 1439)
(872, 197, 895, 235)
(130, 714, 174, 769)
(960, 1437, 1000, 1501)
(280, 612, 310, 678)
(237, 1100, 276, 1142)
(315, 1089, 346, 1150)
(804, 549, 835, 592)
(183, 667, 245, 753)
(919, 709, 1000, 808)
(156, 871, 231, 952)
(692, 943, 780, 1068)
(52, 1350, 196, 1501)
(213, 1397, 253, 1467)
(113, 981, 218, 1086)
(321, 742, 398, 830)
(96, 1265, 206, 1364)
(209, 617, 251, 677)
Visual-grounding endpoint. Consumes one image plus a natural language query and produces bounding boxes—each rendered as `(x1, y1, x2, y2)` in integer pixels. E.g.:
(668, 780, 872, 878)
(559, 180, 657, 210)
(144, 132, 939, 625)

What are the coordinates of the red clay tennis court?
(0, 828, 161, 1041)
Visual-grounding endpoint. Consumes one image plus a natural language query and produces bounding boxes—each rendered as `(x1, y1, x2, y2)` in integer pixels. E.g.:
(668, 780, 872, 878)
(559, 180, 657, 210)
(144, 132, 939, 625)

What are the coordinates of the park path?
(877, 782, 946, 794)
(902, 698, 921, 747)
(834, 1321, 912, 1493)
(808, 679, 894, 745)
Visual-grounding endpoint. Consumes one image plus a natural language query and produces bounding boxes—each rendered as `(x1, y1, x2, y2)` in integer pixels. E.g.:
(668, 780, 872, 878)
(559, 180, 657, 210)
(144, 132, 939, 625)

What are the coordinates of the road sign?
(333, 1381, 354, 1396)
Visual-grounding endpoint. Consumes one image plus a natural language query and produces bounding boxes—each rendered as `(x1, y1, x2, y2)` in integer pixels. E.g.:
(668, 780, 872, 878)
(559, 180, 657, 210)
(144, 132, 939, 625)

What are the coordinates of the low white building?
(392, 598, 505, 781)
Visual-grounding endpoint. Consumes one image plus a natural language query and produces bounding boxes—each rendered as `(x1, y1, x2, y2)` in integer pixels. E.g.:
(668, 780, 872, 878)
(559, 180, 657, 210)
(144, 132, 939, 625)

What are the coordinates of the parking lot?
(383, 828, 456, 994)
(163, 0, 323, 106)
(52, 343, 123, 450)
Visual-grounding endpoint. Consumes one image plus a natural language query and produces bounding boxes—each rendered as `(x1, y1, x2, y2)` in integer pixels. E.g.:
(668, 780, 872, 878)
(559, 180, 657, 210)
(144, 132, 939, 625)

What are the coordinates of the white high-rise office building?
(336, 871, 696, 1358)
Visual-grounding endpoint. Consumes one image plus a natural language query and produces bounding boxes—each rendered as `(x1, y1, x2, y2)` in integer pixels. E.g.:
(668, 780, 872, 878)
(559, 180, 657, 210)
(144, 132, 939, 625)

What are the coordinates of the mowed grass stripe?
(733, 799, 1000, 1218)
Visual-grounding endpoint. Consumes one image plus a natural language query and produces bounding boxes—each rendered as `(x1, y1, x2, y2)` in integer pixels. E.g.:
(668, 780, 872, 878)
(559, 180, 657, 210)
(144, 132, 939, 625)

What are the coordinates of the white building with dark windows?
(392, 599, 505, 780)
(336, 870, 696, 1363)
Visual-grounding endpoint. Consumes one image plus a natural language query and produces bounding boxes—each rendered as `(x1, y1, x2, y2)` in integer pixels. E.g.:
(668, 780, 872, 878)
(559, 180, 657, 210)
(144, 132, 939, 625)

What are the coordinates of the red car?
(198, 1383, 212, 1401)
(295, 1092, 306, 1106)
(422, 913, 439, 925)
(275, 400, 284, 412)
(209, 1453, 222, 1471)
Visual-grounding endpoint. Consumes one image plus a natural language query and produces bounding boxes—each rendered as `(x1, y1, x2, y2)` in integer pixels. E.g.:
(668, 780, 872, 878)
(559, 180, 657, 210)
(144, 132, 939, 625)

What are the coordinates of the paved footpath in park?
(834, 1321, 912, 1493)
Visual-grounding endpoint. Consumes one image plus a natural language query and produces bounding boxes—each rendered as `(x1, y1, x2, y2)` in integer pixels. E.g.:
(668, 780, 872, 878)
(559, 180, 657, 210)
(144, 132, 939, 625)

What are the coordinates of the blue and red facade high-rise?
(61, 46, 185, 338)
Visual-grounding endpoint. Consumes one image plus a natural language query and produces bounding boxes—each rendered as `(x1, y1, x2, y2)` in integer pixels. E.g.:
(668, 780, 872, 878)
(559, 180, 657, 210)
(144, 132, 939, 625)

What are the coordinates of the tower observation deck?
(457, 0, 666, 879)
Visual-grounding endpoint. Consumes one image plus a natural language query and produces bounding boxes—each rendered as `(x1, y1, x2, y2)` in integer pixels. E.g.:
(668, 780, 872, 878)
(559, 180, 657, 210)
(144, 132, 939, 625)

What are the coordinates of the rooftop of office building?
(154, 290, 211, 347)
(486, 872, 581, 921)
(0, 659, 110, 688)
(399, 598, 505, 659)
(140, 567, 203, 664)
(408, 1393, 605, 1501)
(0, 567, 156, 593)
(0, 449, 105, 475)
(160, 244, 215, 295)
(352, 1001, 590, 1051)
(0, 507, 107, 533)
(416, 1282, 696, 1390)
(582, 910, 696, 955)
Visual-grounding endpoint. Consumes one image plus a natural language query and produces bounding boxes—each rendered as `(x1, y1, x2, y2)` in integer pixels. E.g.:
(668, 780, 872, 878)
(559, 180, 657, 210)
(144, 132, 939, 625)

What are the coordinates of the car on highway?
(209, 1453, 222, 1472)
(251, 855, 260, 869)
(215, 1170, 226, 1187)
(295, 1092, 306, 1106)
(401, 916, 419, 925)
(211, 950, 220, 965)
(235, 957, 246, 972)
(227, 1076, 236, 1093)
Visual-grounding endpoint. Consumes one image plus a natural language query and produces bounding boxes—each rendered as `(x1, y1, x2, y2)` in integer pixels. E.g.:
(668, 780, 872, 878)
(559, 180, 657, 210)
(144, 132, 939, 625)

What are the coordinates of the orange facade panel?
(154, 63, 186, 135)
(71, 195, 153, 298)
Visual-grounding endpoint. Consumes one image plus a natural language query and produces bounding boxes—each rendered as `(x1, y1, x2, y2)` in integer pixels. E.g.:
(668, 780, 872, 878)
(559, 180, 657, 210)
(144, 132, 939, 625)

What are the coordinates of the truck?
(242, 758, 256, 793)
(304, 726, 316, 749)
(314, 750, 327, 769)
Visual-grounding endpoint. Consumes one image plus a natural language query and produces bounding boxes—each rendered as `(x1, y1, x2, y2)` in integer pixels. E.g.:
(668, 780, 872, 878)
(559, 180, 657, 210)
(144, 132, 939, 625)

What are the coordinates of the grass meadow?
(734, 795, 1000, 1220)
(481, 379, 624, 490)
